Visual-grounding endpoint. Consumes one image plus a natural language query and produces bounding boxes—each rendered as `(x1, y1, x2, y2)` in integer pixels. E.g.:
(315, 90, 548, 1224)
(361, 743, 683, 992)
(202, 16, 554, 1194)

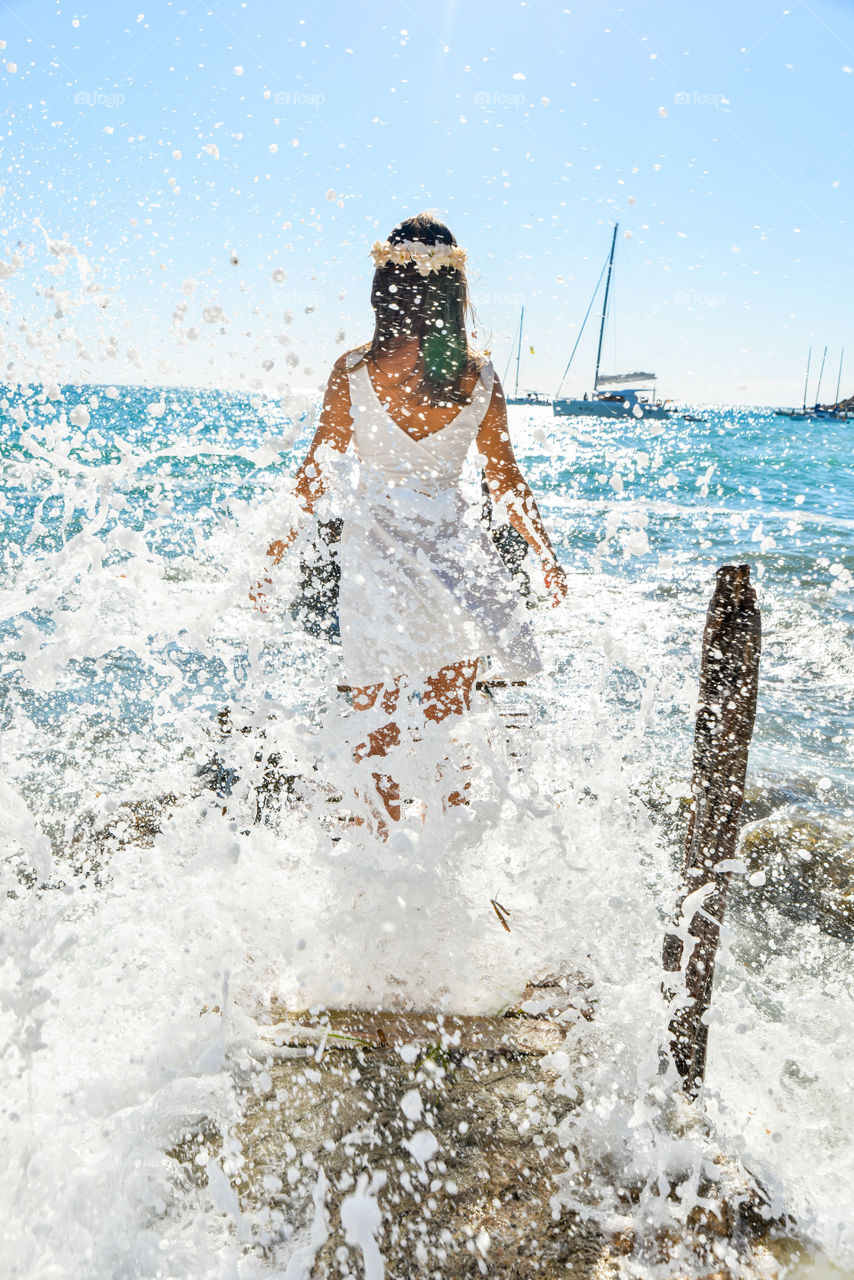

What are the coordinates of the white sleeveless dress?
(337, 355, 543, 688)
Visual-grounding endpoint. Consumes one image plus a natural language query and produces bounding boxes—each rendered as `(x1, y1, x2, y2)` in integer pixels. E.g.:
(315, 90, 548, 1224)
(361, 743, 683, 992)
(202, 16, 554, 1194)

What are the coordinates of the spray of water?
(2, 231, 853, 1277)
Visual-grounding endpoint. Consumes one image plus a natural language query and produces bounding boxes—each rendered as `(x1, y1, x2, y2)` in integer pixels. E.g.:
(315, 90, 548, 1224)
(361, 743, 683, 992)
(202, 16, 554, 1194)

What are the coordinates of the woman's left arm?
(476, 371, 568, 606)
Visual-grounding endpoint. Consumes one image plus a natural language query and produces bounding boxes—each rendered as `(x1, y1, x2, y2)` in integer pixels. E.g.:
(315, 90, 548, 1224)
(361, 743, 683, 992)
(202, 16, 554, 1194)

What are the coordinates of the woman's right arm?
(250, 355, 354, 609)
(267, 353, 355, 563)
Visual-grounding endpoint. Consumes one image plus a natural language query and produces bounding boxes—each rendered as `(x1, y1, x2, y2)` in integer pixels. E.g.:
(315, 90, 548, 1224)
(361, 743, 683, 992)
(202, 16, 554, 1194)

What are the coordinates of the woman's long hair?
(364, 212, 482, 406)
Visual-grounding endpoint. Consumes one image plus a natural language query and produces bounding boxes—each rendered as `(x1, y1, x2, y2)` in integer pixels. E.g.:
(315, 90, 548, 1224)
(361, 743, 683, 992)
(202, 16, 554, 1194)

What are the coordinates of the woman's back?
(355, 340, 485, 441)
(346, 344, 495, 496)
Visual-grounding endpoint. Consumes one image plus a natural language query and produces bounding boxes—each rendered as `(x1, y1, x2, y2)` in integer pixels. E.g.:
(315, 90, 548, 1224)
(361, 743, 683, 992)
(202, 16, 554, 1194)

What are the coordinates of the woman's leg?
(421, 659, 479, 807)
(350, 660, 477, 820)
(351, 678, 402, 821)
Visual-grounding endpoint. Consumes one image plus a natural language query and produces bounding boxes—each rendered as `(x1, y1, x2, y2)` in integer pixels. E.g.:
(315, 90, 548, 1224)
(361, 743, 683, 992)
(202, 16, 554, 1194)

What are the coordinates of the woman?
(251, 212, 567, 825)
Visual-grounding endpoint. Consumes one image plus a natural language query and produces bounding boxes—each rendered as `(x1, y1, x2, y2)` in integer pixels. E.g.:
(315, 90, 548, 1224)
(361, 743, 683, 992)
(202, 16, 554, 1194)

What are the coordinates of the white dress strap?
(344, 348, 368, 373)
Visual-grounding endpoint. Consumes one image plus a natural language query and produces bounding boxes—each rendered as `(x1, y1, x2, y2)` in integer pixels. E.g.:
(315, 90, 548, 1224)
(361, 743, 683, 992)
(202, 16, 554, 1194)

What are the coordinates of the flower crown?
(370, 238, 467, 276)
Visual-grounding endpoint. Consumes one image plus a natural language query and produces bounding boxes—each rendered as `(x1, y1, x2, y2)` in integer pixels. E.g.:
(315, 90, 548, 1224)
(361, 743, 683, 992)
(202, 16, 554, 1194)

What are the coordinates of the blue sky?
(1, 0, 853, 404)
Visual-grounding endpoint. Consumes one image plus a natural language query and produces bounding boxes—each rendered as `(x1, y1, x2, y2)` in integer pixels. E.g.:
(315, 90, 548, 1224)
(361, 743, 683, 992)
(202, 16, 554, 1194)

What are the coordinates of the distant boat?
(503, 307, 550, 406)
(553, 224, 676, 420)
(775, 346, 850, 421)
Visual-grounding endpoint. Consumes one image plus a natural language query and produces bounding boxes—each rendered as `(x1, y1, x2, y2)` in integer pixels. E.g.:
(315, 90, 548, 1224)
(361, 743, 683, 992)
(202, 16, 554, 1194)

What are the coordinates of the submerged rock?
(642, 778, 854, 945)
(734, 816, 854, 944)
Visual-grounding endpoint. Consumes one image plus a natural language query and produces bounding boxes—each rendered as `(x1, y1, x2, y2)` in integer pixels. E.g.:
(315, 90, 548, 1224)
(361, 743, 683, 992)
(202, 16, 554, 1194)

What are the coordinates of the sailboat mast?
(594, 223, 618, 393)
(801, 347, 812, 411)
(835, 347, 845, 405)
(815, 344, 828, 407)
(515, 306, 524, 399)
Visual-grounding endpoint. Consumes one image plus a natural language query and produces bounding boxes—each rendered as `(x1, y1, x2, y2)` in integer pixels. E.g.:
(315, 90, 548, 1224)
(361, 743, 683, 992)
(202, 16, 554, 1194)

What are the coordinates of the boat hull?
(553, 397, 674, 420)
(775, 408, 849, 422)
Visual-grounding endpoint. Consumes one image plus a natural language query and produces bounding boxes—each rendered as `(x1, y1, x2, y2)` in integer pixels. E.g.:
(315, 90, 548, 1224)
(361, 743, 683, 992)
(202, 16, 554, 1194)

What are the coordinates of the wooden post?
(662, 564, 761, 1097)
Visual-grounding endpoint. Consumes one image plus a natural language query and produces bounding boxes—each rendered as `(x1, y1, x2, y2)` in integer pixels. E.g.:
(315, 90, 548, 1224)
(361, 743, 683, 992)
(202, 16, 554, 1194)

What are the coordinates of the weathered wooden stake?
(662, 563, 761, 1098)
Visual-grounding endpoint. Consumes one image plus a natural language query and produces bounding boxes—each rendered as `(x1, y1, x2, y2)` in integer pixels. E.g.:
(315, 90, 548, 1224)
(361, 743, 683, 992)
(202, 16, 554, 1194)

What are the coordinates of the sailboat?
(553, 224, 676, 420)
(775, 346, 849, 421)
(503, 307, 550, 406)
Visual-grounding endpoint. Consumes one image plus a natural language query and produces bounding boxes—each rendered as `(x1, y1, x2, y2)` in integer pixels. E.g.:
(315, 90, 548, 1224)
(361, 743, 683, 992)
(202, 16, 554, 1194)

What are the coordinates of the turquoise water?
(1, 383, 853, 1275)
(2, 385, 852, 799)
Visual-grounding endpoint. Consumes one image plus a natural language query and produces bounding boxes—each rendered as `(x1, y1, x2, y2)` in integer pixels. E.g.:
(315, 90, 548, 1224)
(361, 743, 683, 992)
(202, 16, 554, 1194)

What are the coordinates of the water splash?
(1, 352, 853, 1273)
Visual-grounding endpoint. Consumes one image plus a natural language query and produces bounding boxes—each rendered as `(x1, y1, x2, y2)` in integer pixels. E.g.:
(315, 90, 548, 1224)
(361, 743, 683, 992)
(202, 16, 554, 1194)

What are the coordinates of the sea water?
(1, 385, 852, 1276)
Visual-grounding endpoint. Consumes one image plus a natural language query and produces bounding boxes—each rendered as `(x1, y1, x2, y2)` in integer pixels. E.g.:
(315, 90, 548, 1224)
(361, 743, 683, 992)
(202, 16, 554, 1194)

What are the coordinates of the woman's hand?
(249, 532, 297, 612)
(542, 557, 568, 607)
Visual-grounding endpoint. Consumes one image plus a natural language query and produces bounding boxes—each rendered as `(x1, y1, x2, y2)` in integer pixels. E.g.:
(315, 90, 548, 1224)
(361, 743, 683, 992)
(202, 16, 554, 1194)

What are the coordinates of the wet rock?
(206, 993, 795, 1279)
(9, 793, 180, 892)
(197, 705, 309, 823)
